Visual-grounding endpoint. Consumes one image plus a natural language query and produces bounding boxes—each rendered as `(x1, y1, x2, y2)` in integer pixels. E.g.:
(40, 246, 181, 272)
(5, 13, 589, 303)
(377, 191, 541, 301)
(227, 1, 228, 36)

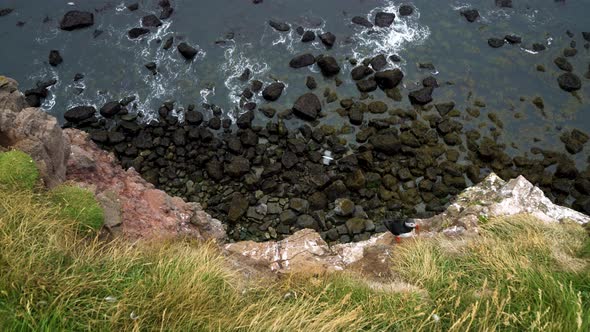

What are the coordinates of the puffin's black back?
(383, 218, 412, 236)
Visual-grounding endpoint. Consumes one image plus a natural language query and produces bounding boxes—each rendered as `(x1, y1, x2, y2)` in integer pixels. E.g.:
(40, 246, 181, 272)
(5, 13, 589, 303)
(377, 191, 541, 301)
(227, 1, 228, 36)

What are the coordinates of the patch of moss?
(49, 185, 104, 234)
(0, 150, 40, 190)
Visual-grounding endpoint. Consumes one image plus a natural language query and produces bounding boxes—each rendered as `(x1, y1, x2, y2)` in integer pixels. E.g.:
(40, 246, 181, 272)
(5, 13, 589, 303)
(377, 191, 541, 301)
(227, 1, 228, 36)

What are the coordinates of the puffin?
(384, 218, 420, 243)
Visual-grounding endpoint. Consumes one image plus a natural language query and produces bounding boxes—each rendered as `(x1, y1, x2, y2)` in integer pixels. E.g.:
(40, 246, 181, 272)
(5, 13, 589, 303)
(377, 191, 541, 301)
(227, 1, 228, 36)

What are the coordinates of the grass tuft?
(48, 184, 104, 234)
(0, 150, 40, 190)
(0, 184, 588, 331)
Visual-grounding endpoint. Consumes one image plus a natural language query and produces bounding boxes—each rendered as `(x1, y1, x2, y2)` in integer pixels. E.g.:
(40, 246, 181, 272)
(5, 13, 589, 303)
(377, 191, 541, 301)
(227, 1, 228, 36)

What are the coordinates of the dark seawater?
(1, 0, 590, 241)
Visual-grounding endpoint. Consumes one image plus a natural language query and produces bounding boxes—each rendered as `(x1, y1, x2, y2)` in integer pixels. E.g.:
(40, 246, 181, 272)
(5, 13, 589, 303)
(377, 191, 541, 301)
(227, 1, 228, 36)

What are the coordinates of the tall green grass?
(0, 186, 588, 331)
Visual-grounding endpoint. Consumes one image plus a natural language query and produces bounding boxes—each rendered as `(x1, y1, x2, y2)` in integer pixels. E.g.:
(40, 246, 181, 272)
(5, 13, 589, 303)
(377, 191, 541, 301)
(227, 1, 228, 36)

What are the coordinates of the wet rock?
(163, 36, 174, 50)
(301, 30, 316, 42)
(48, 50, 63, 67)
(225, 156, 250, 178)
(269, 20, 290, 32)
(560, 129, 589, 154)
(318, 32, 336, 48)
(370, 134, 401, 154)
(435, 102, 455, 116)
(422, 76, 438, 88)
(127, 3, 139, 11)
(563, 48, 577, 57)
(334, 198, 355, 217)
(532, 43, 546, 52)
(290, 198, 309, 214)
(374, 69, 404, 89)
(349, 105, 364, 125)
(160, 6, 174, 19)
(408, 86, 434, 105)
(142, 14, 162, 27)
(370, 54, 388, 71)
(60, 11, 94, 31)
(488, 38, 505, 48)
(399, 4, 414, 16)
(289, 53, 316, 68)
(0, 8, 14, 16)
(504, 35, 522, 44)
(259, 107, 276, 118)
(145, 62, 157, 75)
(177, 42, 198, 60)
(251, 80, 263, 92)
(495, 0, 512, 8)
(99, 101, 122, 118)
(64, 106, 96, 123)
(262, 82, 285, 101)
(297, 215, 318, 230)
(280, 210, 298, 225)
(368, 101, 387, 114)
(583, 32, 590, 42)
(228, 193, 249, 222)
(208, 117, 221, 130)
(128, 27, 150, 39)
(557, 72, 581, 92)
(237, 111, 254, 129)
(374, 12, 395, 27)
(389, 54, 401, 62)
(356, 78, 377, 92)
(460, 9, 479, 22)
(206, 159, 224, 180)
(352, 16, 373, 28)
(281, 150, 298, 169)
(306, 76, 317, 90)
(532, 97, 544, 110)
(185, 111, 203, 125)
(554, 57, 573, 72)
(351, 65, 373, 80)
(239, 68, 251, 81)
(317, 55, 340, 76)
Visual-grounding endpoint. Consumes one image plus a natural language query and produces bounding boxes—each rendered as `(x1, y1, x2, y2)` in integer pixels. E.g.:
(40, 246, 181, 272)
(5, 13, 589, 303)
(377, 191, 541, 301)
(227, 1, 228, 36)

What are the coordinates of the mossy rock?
(0, 150, 40, 190)
(49, 185, 104, 234)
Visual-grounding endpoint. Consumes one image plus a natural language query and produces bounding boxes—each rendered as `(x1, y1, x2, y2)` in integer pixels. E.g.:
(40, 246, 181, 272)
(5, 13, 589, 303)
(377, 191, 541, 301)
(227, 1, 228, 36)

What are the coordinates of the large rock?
(289, 53, 316, 68)
(64, 106, 96, 123)
(557, 73, 581, 92)
(375, 12, 395, 27)
(352, 16, 373, 28)
(317, 56, 340, 76)
(262, 82, 286, 101)
(318, 32, 336, 48)
(375, 69, 404, 89)
(370, 134, 401, 154)
(177, 42, 198, 60)
(408, 87, 434, 105)
(59, 11, 94, 31)
(292, 93, 321, 120)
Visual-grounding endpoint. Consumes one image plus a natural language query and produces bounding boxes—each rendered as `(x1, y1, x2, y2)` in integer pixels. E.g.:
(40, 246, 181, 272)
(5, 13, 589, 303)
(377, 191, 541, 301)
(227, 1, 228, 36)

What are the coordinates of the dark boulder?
(185, 111, 203, 125)
(399, 5, 414, 16)
(554, 57, 573, 72)
(142, 14, 162, 27)
(237, 111, 255, 129)
(460, 9, 479, 22)
(370, 54, 388, 71)
(289, 53, 316, 68)
(60, 11, 94, 31)
(160, 6, 174, 19)
(145, 62, 157, 75)
(301, 31, 316, 42)
(352, 16, 373, 28)
(262, 82, 285, 101)
(422, 76, 438, 88)
(127, 3, 139, 11)
(349, 106, 364, 125)
(532, 43, 546, 52)
(128, 27, 150, 39)
(228, 193, 249, 223)
(293, 93, 322, 121)
(48, 50, 63, 67)
(0, 8, 14, 16)
(177, 42, 198, 60)
(557, 73, 581, 92)
(239, 68, 252, 81)
(351, 65, 373, 80)
(504, 34, 522, 44)
(488, 38, 504, 48)
(225, 157, 251, 178)
(64, 106, 96, 123)
(318, 32, 336, 48)
(583, 32, 590, 42)
(163, 36, 174, 50)
(306, 76, 317, 90)
(269, 20, 290, 32)
(370, 134, 401, 154)
(495, 0, 512, 8)
(356, 78, 377, 92)
(375, 12, 395, 27)
(374, 69, 404, 89)
(409, 87, 434, 105)
(99, 101, 122, 117)
(317, 56, 340, 76)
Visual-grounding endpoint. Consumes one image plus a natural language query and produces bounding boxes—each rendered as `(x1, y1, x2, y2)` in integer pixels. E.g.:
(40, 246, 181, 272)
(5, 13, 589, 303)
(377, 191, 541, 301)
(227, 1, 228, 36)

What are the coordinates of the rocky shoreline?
(3, 2, 590, 245)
